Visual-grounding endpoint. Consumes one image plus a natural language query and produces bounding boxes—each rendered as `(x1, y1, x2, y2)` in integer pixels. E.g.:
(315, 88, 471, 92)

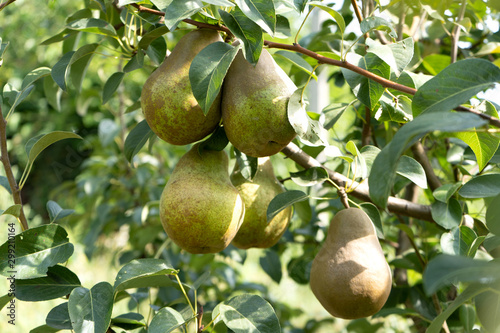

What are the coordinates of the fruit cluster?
(141, 29, 294, 254)
(141, 28, 391, 320)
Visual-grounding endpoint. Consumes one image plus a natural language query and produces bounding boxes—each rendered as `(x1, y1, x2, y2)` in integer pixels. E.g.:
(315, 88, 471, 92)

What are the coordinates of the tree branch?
(0, 0, 16, 12)
(129, 4, 500, 129)
(281, 142, 435, 223)
(411, 142, 442, 191)
(0, 106, 28, 230)
(450, 0, 467, 63)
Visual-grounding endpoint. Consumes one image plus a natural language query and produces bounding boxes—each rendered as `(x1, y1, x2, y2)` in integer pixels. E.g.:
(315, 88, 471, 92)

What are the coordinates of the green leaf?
(360, 16, 397, 38)
(0, 204, 21, 218)
(69, 43, 99, 92)
(46, 302, 72, 330)
(440, 226, 477, 256)
(114, 258, 178, 292)
(52, 51, 75, 91)
(454, 130, 500, 171)
(219, 9, 263, 65)
(123, 51, 144, 73)
(213, 294, 280, 333)
(475, 284, 500, 333)
(287, 88, 329, 146)
(149, 307, 186, 333)
(0, 294, 14, 311)
(5, 85, 34, 117)
(26, 131, 82, 164)
(290, 167, 329, 186)
(190, 42, 239, 115)
(198, 125, 229, 152)
(0, 224, 74, 279)
(360, 202, 384, 238)
(0, 39, 9, 62)
(0, 176, 12, 194)
(433, 183, 461, 202)
(138, 26, 169, 50)
(322, 102, 352, 129)
(260, 250, 282, 283)
(342, 52, 390, 110)
(67, 18, 117, 37)
(102, 72, 125, 104)
(235, 149, 258, 181)
(162, 0, 203, 31)
(431, 198, 462, 230)
(274, 51, 317, 79)
(366, 37, 414, 77)
(308, 1, 345, 34)
(276, 15, 291, 38)
(377, 97, 412, 123)
(68, 282, 114, 333)
(422, 54, 451, 76)
(459, 304, 475, 332)
(397, 155, 427, 189)
(423, 254, 500, 295)
(426, 283, 490, 333)
(17, 265, 81, 301)
(124, 120, 154, 162)
(234, 0, 276, 36)
(43, 75, 62, 111)
(110, 313, 146, 330)
(486, 193, 500, 236)
(412, 59, 500, 117)
(369, 112, 486, 209)
(267, 190, 307, 223)
(29, 325, 61, 333)
(346, 140, 368, 179)
(21, 67, 52, 90)
(22, 131, 82, 186)
(46, 200, 75, 223)
(146, 32, 167, 66)
(459, 173, 500, 198)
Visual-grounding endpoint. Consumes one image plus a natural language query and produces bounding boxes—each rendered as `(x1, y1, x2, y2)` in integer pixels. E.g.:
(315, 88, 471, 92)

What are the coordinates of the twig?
(450, 0, 467, 63)
(281, 142, 435, 222)
(411, 142, 442, 191)
(0, 106, 28, 230)
(0, 0, 16, 12)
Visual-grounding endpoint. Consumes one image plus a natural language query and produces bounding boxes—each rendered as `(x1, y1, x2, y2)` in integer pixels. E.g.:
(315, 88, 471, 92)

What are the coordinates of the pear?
(141, 29, 222, 145)
(160, 143, 245, 254)
(221, 49, 297, 157)
(230, 157, 292, 249)
(309, 208, 392, 319)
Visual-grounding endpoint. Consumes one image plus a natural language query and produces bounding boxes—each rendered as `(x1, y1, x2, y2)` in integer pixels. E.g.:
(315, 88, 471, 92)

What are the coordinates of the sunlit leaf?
(267, 190, 307, 223)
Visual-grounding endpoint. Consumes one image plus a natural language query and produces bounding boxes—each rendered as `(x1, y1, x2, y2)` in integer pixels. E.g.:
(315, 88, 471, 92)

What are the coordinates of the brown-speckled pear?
(141, 29, 222, 145)
(230, 157, 292, 249)
(160, 143, 245, 254)
(310, 208, 392, 319)
(221, 49, 297, 157)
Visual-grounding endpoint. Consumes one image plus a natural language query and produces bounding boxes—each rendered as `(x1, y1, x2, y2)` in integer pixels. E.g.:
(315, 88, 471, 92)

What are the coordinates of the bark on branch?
(0, 107, 29, 230)
(281, 142, 435, 223)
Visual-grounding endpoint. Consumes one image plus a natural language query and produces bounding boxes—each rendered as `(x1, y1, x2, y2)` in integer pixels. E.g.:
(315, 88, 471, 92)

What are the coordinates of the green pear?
(141, 29, 222, 145)
(160, 143, 245, 254)
(221, 49, 297, 157)
(230, 157, 292, 249)
(309, 208, 392, 319)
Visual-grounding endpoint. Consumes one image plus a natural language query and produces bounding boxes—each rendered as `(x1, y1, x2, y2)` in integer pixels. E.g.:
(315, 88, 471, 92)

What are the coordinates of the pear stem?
(174, 274, 196, 315)
(338, 186, 350, 209)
